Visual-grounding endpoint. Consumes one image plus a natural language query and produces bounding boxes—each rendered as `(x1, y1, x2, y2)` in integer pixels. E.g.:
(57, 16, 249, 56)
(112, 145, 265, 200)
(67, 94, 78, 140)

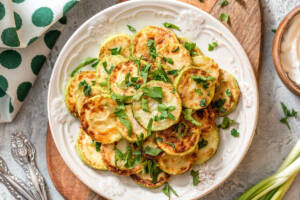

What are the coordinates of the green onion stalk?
(238, 139, 300, 200)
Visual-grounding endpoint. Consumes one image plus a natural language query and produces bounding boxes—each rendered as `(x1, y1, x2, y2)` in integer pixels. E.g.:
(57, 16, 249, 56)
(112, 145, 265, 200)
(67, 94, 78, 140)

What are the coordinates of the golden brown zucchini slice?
(109, 60, 144, 97)
(156, 114, 201, 156)
(132, 26, 179, 62)
(211, 69, 240, 116)
(76, 129, 107, 170)
(80, 95, 123, 144)
(157, 152, 197, 175)
(121, 105, 147, 143)
(98, 34, 131, 59)
(64, 71, 101, 118)
(178, 37, 203, 57)
(101, 139, 143, 175)
(192, 55, 220, 85)
(132, 81, 182, 131)
(174, 66, 216, 110)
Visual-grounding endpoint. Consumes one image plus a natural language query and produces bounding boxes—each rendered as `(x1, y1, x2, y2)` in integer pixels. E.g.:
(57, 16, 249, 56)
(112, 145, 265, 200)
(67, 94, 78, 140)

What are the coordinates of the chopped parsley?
(272, 29, 277, 33)
(114, 145, 141, 169)
(142, 160, 162, 183)
(70, 57, 98, 77)
(78, 80, 91, 97)
(200, 98, 207, 107)
(127, 25, 136, 32)
(120, 73, 141, 90)
(147, 118, 153, 136)
(280, 102, 297, 130)
(212, 98, 226, 113)
(218, 116, 234, 129)
(172, 46, 180, 52)
(208, 42, 218, 51)
(102, 61, 114, 74)
(218, 0, 228, 7)
(163, 22, 181, 31)
(184, 41, 197, 56)
(191, 75, 215, 89)
(198, 139, 208, 149)
(195, 88, 203, 96)
(154, 104, 176, 121)
(162, 182, 178, 199)
(91, 60, 99, 68)
(142, 86, 163, 101)
(231, 128, 239, 137)
(129, 56, 142, 74)
(190, 169, 200, 186)
(226, 89, 231, 97)
(220, 13, 229, 23)
(177, 121, 189, 137)
(144, 146, 162, 156)
(166, 142, 176, 151)
(140, 64, 151, 83)
(114, 108, 133, 136)
(141, 98, 150, 112)
(95, 142, 101, 152)
(183, 109, 201, 126)
(156, 137, 163, 143)
(167, 69, 179, 76)
(110, 46, 122, 55)
(132, 91, 143, 101)
(147, 39, 159, 59)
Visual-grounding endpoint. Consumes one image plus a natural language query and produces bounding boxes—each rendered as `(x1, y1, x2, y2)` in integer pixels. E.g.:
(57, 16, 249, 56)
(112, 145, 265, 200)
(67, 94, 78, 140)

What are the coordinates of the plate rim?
(47, 0, 259, 199)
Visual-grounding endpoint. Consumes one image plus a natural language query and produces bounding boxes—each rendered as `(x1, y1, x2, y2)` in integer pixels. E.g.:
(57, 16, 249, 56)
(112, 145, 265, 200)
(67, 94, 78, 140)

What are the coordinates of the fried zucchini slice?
(174, 67, 216, 110)
(98, 34, 131, 59)
(192, 55, 220, 84)
(80, 95, 123, 144)
(156, 114, 201, 156)
(101, 139, 143, 175)
(211, 69, 240, 116)
(157, 152, 197, 175)
(109, 60, 144, 97)
(131, 169, 169, 188)
(132, 81, 182, 131)
(76, 129, 107, 170)
(65, 71, 101, 118)
(178, 37, 203, 57)
(142, 134, 161, 159)
(121, 105, 147, 143)
(132, 26, 179, 62)
(157, 43, 192, 71)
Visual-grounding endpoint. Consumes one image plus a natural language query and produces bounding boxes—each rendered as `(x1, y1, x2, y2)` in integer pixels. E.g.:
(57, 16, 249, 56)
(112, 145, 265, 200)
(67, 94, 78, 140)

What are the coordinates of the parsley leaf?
(114, 108, 133, 136)
(208, 42, 218, 51)
(162, 182, 179, 199)
(95, 142, 101, 152)
(231, 128, 239, 137)
(272, 29, 277, 33)
(78, 80, 91, 97)
(147, 118, 153, 136)
(195, 88, 203, 96)
(220, 13, 229, 23)
(154, 104, 176, 121)
(172, 46, 179, 52)
(140, 64, 151, 83)
(167, 70, 179, 76)
(166, 142, 176, 151)
(70, 57, 98, 77)
(219, 0, 228, 7)
(127, 25, 136, 32)
(226, 89, 231, 97)
(200, 98, 207, 107)
(218, 116, 234, 129)
(144, 146, 162, 156)
(142, 86, 163, 101)
(132, 92, 143, 101)
(183, 109, 201, 126)
(102, 61, 114, 74)
(156, 137, 163, 143)
(198, 139, 208, 149)
(163, 22, 181, 31)
(190, 169, 200, 186)
(141, 98, 150, 112)
(147, 39, 159, 59)
(110, 46, 122, 55)
(280, 102, 297, 129)
(142, 160, 162, 183)
(184, 41, 197, 56)
(177, 122, 189, 137)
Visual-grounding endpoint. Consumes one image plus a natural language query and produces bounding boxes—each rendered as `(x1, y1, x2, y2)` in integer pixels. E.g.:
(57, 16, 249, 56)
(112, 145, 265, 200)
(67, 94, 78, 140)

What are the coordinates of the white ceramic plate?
(47, 0, 259, 199)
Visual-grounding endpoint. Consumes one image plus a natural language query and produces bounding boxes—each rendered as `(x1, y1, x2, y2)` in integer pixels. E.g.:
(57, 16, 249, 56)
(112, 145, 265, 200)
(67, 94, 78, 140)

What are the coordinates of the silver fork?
(11, 132, 48, 200)
(0, 156, 34, 200)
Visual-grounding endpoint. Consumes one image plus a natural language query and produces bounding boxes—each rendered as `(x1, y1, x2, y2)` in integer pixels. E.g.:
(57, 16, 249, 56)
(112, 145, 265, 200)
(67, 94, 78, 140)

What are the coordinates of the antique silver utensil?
(11, 132, 48, 200)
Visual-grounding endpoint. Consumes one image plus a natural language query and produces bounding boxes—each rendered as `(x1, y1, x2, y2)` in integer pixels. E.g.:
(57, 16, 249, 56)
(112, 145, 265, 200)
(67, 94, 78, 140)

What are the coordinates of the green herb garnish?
(198, 139, 208, 149)
(163, 22, 181, 31)
(147, 39, 159, 59)
(70, 57, 98, 77)
(177, 121, 189, 137)
(78, 80, 91, 97)
(102, 61, 114, 74)
(140, 64, 151, 84)
(172, 46, 179, 52)
(184, 41, 197, 56)
(142, 160, 162, 183)
(147, 118, 153, 136)
(166, 142, 176, 151)
(272, 29, 277, 33)
(114, 108, 133, 136)
(95, 142, 101, 152)
(220, 13, 229, 23)
(167, 70, 179, 76)
(226, 89, 231, 97)
(195, 88, 203, 96)
(190, 169, 200, 186)
(280, 102, 297, 130)
(127, 25, 136, 32)
(144, 146, 162, 156)
(142, 86, 163, 101)
(110, 46, 122, 55)
(218, 116, 234, 129)
(231, 128, 239, 137)
(183, 109, 201, 126)
(156, 137, 163, 143)
(208, 42, 218, 51)
(200, 98, 207, 107)
(154, 104, 176, 121)
(141, 98, 150, 112)
(219, 0, 228, 7)
(162, 182, 178, 199)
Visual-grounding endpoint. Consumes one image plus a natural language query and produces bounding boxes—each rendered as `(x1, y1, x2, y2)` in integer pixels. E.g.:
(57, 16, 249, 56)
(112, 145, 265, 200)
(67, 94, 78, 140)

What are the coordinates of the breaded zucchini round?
(132, 81, 182, 131)
(211, 69, 240, 116)
(80, 95, 123, 144)
(156, 114, 201, 156)
(101, 139, 143, 175)
(178, 37, 203, 57)
(98, 34, 131, 59)
(157, 152, 197, 175)
(174, 67, 216, 110)
(132, 26, 179, 61)
(192, 55, 220, 84)
(121, 105, 147, 143)
(131, 170, 169, 188)
(157, 43, 192, 71)
(75, 129, 107, 170)
(109, 60, 144, 96)
(65, 71, 101, 118)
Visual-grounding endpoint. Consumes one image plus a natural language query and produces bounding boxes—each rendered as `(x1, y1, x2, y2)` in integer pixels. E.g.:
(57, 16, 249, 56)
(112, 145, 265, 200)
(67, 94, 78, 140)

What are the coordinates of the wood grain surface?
(46, 0, 263, 199)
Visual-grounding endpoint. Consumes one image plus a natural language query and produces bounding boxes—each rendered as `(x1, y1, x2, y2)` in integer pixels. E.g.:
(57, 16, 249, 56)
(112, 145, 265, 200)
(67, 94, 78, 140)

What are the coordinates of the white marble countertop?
(0, 0, 300, 199)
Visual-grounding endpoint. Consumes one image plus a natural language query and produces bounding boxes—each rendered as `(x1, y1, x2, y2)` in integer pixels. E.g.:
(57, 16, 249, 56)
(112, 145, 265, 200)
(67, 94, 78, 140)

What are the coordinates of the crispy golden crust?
(99, 34, 131, 59)
(212, 69, 240, 116)
(109, 60, 143, 96)
(101, 140, 143, 175)
(156, 114, 200, 156)
(157, 152, 197, 175)
(132, 26, 179, 62)
(175, 67, 215, 110)
(131, 171, 169, 188)
(65, 71, 100, 118)
(80, 95, 123, 144)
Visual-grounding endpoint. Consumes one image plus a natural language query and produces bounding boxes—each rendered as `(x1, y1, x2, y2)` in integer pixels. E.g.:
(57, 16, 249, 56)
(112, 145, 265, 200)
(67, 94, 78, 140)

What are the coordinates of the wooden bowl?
(273, 5, 300, 96)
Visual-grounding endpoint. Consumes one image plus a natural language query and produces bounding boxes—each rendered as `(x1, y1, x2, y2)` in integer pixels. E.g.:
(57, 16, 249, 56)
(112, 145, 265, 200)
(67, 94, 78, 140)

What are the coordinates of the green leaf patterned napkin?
(0, 0, 79, 122)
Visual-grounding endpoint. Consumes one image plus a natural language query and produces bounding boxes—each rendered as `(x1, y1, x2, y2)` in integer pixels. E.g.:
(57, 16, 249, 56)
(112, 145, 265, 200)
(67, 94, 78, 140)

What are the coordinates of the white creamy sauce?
(280, 13, 300, 84)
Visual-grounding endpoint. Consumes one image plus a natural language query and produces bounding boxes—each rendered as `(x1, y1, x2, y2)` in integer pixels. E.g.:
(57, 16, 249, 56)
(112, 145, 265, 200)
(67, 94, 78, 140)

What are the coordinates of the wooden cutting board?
(46, 0, 262, 199)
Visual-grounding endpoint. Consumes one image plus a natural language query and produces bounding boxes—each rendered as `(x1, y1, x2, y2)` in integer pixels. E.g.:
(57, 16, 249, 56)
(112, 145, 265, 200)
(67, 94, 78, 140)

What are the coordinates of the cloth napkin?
(0, 0, 79, 123)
